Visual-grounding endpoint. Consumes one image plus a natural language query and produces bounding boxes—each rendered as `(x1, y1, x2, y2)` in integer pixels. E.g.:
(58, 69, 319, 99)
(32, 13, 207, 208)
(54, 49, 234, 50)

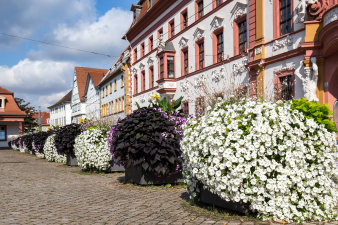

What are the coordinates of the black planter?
(125, 166, 182, 185)
(66, 154, 78, 166)
(107, 161, 125, 172)
(200, 187, 250, 214)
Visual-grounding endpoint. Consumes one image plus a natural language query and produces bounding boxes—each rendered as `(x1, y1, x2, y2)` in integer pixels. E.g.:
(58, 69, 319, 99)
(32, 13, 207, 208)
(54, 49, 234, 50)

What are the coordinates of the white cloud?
(28, 7, 132, 66)
(0, 59, 74, 95)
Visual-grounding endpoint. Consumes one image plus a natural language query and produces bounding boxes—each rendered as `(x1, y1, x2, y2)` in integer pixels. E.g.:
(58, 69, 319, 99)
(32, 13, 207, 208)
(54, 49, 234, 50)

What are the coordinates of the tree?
(14, 97, 37, 133)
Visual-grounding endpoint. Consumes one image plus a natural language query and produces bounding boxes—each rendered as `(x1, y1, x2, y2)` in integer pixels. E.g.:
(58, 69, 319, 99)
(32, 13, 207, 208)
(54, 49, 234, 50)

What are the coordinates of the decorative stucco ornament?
(157, 34, 165, 53)
(178, 37, 189, 48)
(210, 16, 224, 30)
(232, 58, 248, 75)
(180, 80, 189, 92)
(273, 62, 296, 73)
(139, 63, 145, 71)
(147, 57, 154, 66)
(272, 35, 293, 51)
(193, 27, 205, 40)
(230, 2, 247, 24)
(194, 75, 206, 89)
(295, 58, 319, 101)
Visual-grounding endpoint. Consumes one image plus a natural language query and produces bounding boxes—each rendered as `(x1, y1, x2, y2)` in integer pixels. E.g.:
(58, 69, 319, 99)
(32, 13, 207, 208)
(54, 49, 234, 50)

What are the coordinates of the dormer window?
(0, 96, 6, 110)
(131, 4, 142, 23)
(148, 0, 154, 9)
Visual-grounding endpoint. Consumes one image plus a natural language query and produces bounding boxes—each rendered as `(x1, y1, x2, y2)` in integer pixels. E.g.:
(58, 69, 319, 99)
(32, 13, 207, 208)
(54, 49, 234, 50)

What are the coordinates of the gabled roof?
(48, 90, 72, 109)
(0, 86, 26, 116)
(75, 67, 108, 102)
(0, 86, 13, 95)
(33, 112, 50, 126)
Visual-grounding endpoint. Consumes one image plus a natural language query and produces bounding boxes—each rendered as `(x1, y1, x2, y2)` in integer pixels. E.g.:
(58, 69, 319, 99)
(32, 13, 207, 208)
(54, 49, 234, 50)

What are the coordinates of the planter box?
(66, 154, 78, 166)
(125, 166, 182, 185)
(200, 187, 250, 214)
(107, 161, 125, 172)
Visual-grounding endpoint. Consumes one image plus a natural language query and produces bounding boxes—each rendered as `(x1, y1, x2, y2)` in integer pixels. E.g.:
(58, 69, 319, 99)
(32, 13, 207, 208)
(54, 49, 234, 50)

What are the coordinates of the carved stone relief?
(255, 46, 262, 56)
(147, 57, 154, 66)
(139, 63, 145, 71)
(230, 2, 247, 23)
(180, 80, 189, 92)
(178, 37, 189, 48)
(157, 34, 165, 53)
(273, 62, 296, 73)
(272, 35, 293, 51)
(193, 27, 205, 40)
(210, 16, 224, 30)
(194, 75, 206, 89)
(295, 58, 319, 101)
(232, 58, 248, 75)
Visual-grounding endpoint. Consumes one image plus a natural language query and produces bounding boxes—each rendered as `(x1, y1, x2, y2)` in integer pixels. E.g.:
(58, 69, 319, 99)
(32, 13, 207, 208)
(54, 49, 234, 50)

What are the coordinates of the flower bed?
(108, 107, 187, 184)
(182, 100, 338, 222)
(74, 127, 116, 172)
(43, 134, 66, 163)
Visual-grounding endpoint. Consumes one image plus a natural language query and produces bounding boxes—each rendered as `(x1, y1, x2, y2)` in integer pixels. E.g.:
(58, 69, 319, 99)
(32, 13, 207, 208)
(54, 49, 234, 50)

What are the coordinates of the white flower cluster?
(74, 128, 111, 171)
(43, 134, 66, 163)
(182, 100, 338, 222)
(11, 142, 19, 151)
(32, 141, 45, 159)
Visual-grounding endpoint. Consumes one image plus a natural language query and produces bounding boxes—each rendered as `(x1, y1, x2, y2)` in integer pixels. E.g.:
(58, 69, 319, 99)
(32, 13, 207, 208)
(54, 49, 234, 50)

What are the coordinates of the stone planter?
(200, 187, 250, 214)
(125, 165, 182, 185)
(66, 154, 78, 166)
(106, 161, 125, 172)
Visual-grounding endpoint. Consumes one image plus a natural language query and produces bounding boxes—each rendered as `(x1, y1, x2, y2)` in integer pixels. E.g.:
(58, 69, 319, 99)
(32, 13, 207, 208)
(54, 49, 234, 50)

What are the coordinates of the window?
(114, 80, 117, 92)
(134, 75, 138, 94)
(149, 36, 153, 52)
(110, 82, 112, 94)
(279, 0, 291, 35)
(167, 56, 175, 78)
(195, 96, 205, 118)
(197, 0, 204, 20)
(279, 75, 293, 100)
(169, 20, 175, 38)
(105, 86, 108, 96)
(181, 10, 188, 30)
(182, 49, 189, 75)
(275, 71, 294, 101)
(122, 97, 125, 111)
(141, 43, 145, 57)
(234, 16, 247, 55)
(215, 0, 222, 7)
(149, 67, 154, 88)
(0, 125, 6, 141)
(159, 56, 164, 79)
(148, 0, 153, 8)
(215, 31, 224, 63)
(158, 28, 163, 39)
(197, 41, 204, 70)
(182, 101, 189, 116)
(141, 71, 145, 92)
(134, 48, 137, 62)
(0, 99, 2, 108)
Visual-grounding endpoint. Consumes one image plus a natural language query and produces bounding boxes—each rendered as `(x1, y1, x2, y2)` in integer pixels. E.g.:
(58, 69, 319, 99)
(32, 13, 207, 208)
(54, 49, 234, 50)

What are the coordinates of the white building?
(84, 73, 105, 120)
(124, 0, 338, 120)
(48, 91, 72, 127)
(98, 49, 131, 121)
(71, 67, 107, 123)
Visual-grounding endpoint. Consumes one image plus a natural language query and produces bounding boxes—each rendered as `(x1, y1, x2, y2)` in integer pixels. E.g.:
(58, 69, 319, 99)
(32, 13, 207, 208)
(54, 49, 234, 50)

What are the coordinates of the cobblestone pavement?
(0, 150, 337, 225)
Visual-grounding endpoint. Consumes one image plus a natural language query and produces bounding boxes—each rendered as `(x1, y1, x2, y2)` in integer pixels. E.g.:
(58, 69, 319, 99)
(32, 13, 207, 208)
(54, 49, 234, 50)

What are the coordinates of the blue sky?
(0, 0, 137, 110)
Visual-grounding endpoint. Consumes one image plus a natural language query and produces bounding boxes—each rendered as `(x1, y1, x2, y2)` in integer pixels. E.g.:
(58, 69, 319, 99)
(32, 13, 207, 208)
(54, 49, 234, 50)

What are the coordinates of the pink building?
(0, 87, 26, 149)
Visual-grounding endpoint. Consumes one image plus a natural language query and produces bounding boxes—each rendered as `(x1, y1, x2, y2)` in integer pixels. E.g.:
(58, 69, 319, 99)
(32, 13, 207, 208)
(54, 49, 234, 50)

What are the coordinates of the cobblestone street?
(0, 150, 337, 225)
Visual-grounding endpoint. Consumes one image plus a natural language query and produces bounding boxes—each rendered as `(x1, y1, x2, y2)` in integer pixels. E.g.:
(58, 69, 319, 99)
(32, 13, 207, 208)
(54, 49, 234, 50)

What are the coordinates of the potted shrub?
(32, 131, 51, 159)
(182, 99, 338, 222)
(108, 107, 187, 185)
(54, 123, 82, 166)
(43, 134, 66, 163)
(74, 127, 124, 172)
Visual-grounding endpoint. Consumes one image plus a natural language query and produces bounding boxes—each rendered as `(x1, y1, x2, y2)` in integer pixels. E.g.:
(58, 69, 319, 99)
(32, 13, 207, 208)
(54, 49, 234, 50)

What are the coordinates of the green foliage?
(14, 97, 37, 132)
(148, 96, 183, 115)
(291, 98, 338, 132)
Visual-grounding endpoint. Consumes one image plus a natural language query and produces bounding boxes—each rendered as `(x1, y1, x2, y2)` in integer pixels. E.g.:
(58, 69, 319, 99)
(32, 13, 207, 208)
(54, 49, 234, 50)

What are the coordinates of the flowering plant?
(54, 123, 83, 157)
(182, 99, 337, 222)
(21, 134, 34, 154)
(43, 134, 66, 163)
(74, 127, 112, 171)
(32, 131, 52, 158)
(108, 107, 187, 176)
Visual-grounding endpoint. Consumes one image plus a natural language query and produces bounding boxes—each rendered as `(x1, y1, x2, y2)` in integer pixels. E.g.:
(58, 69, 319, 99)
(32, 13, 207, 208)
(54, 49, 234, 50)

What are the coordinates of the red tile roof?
(75, 67, 108, 102)
(48, 90, 72, 109)
(33, 112, 50, 126)
(0, 86, 26, 116)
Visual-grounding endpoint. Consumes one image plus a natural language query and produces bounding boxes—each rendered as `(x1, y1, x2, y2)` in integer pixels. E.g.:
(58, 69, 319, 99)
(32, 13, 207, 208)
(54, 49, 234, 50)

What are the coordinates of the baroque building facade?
(48, 91, 72, 127)
(98, 49, 131, 121)
(124, 0, 338, 126)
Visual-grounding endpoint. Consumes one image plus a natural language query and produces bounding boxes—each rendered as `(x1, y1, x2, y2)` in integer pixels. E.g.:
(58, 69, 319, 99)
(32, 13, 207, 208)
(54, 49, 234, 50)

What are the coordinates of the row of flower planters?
(9, 97, 338, 223)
